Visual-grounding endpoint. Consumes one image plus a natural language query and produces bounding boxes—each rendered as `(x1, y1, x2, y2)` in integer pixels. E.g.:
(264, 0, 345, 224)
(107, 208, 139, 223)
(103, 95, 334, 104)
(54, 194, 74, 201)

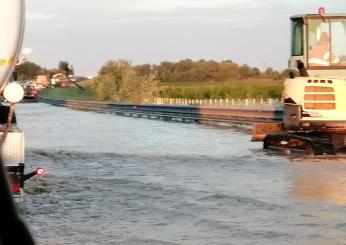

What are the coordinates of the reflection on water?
(289, 156, 346, 205)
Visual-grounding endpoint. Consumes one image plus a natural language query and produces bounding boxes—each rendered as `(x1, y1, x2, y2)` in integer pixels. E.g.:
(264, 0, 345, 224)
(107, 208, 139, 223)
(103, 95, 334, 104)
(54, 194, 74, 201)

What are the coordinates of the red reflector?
(36, 167, 45, 176)
(10, 183, 21, 193)
(319, 7, 325, 15)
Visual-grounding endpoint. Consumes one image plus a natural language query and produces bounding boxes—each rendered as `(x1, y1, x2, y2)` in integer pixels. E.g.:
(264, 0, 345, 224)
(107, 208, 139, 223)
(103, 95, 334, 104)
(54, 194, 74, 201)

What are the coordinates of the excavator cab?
(284, 8, 346, 131)
(289, 8, 346, 76)
(254, 8, 346, 154)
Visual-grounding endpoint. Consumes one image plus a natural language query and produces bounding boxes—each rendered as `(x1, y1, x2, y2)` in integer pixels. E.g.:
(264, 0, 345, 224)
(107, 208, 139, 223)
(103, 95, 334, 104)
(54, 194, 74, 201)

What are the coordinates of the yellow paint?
(0, 56, 15, 66)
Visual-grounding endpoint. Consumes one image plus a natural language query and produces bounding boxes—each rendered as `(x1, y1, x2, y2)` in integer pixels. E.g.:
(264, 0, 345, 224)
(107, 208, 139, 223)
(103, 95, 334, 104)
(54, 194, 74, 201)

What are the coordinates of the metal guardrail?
(153, 97, 280, 108)
(38, 97, 283, 125)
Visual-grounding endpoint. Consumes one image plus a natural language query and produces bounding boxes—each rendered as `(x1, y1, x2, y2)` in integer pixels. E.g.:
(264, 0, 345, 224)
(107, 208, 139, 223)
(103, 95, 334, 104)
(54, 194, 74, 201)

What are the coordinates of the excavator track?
(263, 133, 335, 155)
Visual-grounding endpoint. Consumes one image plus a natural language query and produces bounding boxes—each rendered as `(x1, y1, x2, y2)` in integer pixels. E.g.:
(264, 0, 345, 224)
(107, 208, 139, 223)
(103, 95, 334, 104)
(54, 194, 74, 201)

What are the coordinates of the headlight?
(3, 82, 24, 103)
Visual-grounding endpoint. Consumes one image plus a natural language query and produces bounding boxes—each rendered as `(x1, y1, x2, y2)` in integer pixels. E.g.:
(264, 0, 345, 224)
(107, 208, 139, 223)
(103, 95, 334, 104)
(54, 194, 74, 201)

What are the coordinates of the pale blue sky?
(23, 1, 345, 76)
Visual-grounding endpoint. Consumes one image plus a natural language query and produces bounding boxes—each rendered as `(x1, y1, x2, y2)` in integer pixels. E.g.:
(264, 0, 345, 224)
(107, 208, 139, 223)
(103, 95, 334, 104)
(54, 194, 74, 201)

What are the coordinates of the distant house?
(36, 75, 48, 88)
(51, 73, 70, 87)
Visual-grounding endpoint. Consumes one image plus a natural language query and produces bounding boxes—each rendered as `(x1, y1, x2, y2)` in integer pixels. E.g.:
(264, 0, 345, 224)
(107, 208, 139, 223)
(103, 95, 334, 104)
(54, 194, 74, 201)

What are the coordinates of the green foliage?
(89, 73, 120, 101)
(159, 83, 283, 100)
(154, 59, 284, 83)
(40, 86, 92, 101)
(87, 60, 159, 103)
(156, 59, 234, 83)
(15, 61, 46, 80)
(34, 57, 287, 102)
(15, 60, 75, 80)
(88, 59, 284, 102)
(119, 70, 158, 103)
(58, 61, 74, 76)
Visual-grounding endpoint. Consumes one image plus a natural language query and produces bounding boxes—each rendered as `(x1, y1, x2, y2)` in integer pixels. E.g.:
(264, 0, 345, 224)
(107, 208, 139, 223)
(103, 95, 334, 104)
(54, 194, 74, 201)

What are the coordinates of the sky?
(23, 0, 345, 76)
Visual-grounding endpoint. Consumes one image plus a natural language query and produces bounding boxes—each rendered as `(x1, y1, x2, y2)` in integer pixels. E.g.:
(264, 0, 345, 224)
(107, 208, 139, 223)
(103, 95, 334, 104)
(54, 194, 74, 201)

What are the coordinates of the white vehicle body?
(0, 0, 25, 90)
(254, 9, 346, 154)
(0, 0, 43, 202)
(284, 11, 346, 131)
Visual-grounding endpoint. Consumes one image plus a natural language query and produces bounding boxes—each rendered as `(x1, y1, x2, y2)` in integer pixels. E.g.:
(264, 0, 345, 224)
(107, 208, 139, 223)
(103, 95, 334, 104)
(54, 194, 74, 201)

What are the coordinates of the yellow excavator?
(253, 7, 346, 154)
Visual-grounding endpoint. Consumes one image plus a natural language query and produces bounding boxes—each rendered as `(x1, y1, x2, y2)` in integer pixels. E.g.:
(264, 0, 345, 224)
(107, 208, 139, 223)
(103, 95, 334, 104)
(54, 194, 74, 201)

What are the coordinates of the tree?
(58, 61, 74, 76)
(281, 69, 294, 78)
(251, 67, 261, 76)
(264, 67, 274, 75)
(238, 64, 252, 79)
(98, 59, 132, 93)
(119, 71, 159, 103)
(134, 64, 152, 76)
(14, 61, 44, 80)
(90, 59, 158, 103)
(156, 61, 175, 82)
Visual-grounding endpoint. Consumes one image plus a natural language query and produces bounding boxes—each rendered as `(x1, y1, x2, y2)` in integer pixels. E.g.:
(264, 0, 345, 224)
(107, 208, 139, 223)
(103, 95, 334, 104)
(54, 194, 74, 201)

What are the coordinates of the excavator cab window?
(331, 20, 346, 65)
(291, 18, 304, 56)
(308, 18, 346, 67)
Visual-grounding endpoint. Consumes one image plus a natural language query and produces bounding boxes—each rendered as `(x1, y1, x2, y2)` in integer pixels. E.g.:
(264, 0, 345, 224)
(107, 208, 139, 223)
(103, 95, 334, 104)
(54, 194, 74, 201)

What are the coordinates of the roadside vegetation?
(39, 86, 92, 101)
(19, 58, 288, 102)
(15, 60, 74, 80)
(86, 60, 159, 103)
(83, 59, 285, 101)
(159, 80, 283, 99)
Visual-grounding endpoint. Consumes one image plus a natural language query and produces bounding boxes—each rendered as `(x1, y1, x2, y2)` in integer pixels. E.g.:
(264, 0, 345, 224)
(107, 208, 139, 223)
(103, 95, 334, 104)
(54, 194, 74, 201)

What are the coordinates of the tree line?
(15, 58, 287, 102)
(135, 59, 287, 83)
(15, 58, 286, 83)
(89, 59, 286, 102)
(14, 61, 74, 81)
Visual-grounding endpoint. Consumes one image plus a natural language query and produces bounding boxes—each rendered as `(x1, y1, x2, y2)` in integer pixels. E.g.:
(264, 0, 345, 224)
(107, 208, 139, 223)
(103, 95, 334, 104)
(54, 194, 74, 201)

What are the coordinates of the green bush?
(86, 60, 159, 103)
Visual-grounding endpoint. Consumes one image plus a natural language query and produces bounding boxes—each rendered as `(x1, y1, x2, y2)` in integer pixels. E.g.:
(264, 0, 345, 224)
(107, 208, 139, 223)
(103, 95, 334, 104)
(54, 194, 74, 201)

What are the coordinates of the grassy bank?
(39, 86, 93, 101)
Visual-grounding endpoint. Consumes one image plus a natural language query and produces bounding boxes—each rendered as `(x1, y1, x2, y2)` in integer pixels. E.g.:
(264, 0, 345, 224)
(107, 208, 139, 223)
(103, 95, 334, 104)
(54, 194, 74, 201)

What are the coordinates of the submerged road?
(15, 102, 346, 245)
(38, 97, 284, 124)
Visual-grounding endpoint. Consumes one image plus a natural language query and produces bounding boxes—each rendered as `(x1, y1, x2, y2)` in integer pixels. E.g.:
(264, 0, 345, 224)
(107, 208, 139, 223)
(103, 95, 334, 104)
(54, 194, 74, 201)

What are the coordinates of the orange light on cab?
(319, 7, 325, 15)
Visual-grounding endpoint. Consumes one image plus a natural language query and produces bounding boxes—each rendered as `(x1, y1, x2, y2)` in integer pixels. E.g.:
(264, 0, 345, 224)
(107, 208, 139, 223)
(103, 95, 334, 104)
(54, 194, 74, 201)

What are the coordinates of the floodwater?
(14, 102, 346, 245)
